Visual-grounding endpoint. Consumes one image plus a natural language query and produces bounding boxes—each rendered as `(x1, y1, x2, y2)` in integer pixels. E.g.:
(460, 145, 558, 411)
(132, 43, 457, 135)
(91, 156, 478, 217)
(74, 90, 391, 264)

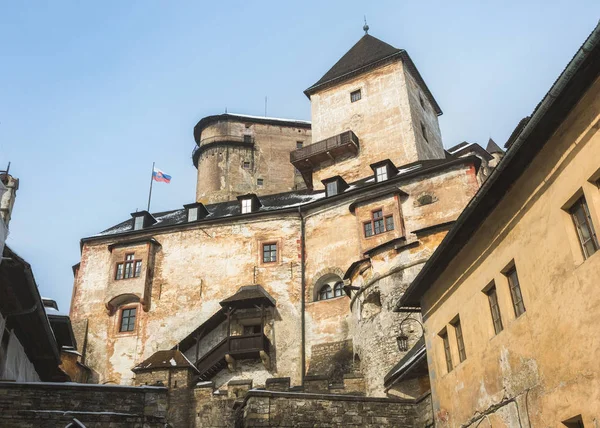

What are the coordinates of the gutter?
(298, 206, 306, 386)
(398, 21, 600, 309)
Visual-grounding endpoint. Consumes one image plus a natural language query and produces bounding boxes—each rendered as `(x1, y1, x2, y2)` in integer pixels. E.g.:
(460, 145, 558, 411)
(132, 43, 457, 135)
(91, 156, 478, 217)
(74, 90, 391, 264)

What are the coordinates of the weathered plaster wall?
(348, 165, 480, 397)
(421, 78, 600, 426)
(196, 120, 310, 203)
(0, 328, 40, 382)
(71, 214, 304, 387)
(309, 60, 444, 188)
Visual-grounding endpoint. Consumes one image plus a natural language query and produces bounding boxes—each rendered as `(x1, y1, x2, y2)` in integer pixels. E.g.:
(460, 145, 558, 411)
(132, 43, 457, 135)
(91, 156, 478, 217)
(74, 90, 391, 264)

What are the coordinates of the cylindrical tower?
(192, 113, 312, 204)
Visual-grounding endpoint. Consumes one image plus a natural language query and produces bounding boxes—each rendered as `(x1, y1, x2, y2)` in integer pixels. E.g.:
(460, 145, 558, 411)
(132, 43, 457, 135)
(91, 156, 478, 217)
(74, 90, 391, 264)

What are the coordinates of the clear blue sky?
(1, 1, 598, 312)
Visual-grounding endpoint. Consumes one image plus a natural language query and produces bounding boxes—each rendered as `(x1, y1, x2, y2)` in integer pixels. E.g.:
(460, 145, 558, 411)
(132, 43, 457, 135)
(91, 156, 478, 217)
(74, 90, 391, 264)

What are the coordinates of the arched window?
(319, 284, 333, 300)
(314, 272, 345, 302)
(334, 282, 344, 297)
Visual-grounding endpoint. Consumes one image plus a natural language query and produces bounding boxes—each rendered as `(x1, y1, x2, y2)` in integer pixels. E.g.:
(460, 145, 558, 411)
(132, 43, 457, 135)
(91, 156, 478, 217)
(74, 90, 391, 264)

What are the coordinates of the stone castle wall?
(195, 120, 310, 204)
(0, 381, 167, 427)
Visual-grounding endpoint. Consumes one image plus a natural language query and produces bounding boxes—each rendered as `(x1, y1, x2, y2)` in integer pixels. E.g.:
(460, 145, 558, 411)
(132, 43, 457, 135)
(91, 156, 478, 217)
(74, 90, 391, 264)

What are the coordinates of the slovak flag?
(152, 168, 172, 183)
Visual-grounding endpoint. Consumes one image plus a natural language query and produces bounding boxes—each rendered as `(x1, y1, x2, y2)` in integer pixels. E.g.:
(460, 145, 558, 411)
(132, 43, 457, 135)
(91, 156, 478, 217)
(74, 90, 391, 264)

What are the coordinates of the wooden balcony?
(290, 131, 359, 169)
(195, 333, 270, 381)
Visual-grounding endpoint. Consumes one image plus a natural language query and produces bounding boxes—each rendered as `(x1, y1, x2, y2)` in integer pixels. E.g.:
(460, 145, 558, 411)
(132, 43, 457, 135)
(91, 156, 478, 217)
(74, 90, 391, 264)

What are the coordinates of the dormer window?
(130, 211, 157, 231)
(370, 159, 397, 182)
(376, 166, 388, 182)
(134, 216, 144, 230)
(183, 202, 209, 222)
(326, 181, 338, 196)
(322, 176, 349, 197)
(237, 194, 262, 214)
(241, 199, 252, 213)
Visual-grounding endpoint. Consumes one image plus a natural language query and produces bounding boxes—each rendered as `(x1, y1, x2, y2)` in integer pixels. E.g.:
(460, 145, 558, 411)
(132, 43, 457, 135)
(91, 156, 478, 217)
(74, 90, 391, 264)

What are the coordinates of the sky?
(0, 1, 598, 312)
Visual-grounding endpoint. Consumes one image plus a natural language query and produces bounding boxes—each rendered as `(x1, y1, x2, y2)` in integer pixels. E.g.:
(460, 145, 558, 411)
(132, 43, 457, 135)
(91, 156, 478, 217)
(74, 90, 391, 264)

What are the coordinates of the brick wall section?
(0, 381, 167, 427)
(241, 390, 430, 427)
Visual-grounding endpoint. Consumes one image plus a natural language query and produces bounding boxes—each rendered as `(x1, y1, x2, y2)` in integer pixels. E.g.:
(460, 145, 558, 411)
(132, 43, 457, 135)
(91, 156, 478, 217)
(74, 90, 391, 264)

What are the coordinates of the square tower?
(295, 34, 445, 188)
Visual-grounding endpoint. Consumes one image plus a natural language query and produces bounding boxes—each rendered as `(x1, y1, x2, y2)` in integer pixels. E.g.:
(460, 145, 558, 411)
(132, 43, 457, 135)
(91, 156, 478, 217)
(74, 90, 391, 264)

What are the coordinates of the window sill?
(309, 296, 348, 304)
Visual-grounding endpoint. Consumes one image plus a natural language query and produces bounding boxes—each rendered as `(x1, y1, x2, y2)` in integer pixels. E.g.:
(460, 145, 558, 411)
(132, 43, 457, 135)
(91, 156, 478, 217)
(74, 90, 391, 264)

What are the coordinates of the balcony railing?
(290, 130, 359, 166)
(195, 333, 270, 380)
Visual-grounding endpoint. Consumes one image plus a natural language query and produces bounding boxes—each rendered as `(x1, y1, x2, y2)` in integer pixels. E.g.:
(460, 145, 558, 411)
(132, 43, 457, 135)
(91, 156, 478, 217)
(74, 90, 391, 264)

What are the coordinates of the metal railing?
(290, 131, 358, 163)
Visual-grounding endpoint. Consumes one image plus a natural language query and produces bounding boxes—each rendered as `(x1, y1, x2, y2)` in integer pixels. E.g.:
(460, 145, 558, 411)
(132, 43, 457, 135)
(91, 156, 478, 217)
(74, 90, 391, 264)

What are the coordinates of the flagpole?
(147, 162, 155, 212)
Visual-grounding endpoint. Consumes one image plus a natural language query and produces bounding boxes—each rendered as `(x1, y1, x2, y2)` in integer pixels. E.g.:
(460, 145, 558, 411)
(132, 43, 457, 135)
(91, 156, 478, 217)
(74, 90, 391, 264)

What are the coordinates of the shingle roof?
(86, 156, 481, 241)
(304, 34, 442, 115)
(132, 350, 198, 373)
(307, 34, 401, 91)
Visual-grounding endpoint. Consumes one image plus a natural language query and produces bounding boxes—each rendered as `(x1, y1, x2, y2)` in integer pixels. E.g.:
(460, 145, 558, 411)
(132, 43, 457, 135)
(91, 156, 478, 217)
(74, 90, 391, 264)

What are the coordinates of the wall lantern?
(396, 316, 424, 353)
(396, 333, 409, 352)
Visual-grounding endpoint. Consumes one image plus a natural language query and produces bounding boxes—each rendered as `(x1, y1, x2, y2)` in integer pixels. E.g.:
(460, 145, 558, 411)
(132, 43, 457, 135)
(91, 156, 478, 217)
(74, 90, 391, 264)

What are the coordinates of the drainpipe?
(298, 206, 306, 386)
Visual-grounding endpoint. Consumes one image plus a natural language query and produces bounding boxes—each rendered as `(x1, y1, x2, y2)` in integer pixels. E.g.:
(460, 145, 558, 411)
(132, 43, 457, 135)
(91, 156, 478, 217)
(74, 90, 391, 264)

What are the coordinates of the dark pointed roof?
(486, 138, 504, 154)
(308, 35, 401, 90)
(304, 34, 442, 115)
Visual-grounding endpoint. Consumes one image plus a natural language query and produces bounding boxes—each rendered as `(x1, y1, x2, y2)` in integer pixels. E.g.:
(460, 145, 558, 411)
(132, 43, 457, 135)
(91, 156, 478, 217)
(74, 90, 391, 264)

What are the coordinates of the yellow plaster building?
(400, 22, 600, 427)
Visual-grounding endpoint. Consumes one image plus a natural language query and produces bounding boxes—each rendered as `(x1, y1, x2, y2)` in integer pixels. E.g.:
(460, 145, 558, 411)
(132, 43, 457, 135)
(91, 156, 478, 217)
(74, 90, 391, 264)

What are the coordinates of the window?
(420, 122, 428, 142)
(363, 209, 393, 237)
(485, 284, 503, 335)
(134, 216, 144, 230)
(350, 89, 361, 103)
(333, 282, 344, 297)
(188, 207, 199, 222)
(373, 210, 384, 234)
(241, 198, 252, 214)
(440, 329, 453, 373)
(452, 318, 466, 363)
(242, 161, 251, 169)
(385, 215, 394, 231)
(115, 253, 142, 280)
(296, 141, 304, 149)
(375, 166, 388, 182)
(319, 284, 333, 300)
(243, 135, 252, 143)
(326, 181, 338, 197)
(262, 243, 277, 263)
(505, 266, 526, 317)
(570, 197, 599, 259)
(257, 178, 264, 186)
(119, 307, 137, 332)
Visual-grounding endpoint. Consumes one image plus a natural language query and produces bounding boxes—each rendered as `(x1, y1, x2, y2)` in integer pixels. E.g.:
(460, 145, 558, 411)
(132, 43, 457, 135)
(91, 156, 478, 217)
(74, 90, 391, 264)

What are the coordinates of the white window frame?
(376, 166, 388, 182)
(241, 199, 252, 214)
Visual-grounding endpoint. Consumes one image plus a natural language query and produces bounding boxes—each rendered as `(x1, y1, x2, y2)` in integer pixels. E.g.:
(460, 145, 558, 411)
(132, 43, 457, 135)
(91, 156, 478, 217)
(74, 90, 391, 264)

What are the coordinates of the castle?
(68, 31, 502, 426)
